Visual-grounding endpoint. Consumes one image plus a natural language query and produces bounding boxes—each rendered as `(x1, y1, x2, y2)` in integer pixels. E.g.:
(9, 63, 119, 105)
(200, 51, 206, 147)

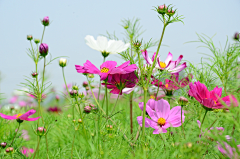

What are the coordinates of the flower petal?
(155, 99, 170, 119)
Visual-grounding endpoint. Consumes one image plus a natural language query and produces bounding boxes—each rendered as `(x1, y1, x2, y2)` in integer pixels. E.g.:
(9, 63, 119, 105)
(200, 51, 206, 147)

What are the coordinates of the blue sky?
(0, 0, 239, 99)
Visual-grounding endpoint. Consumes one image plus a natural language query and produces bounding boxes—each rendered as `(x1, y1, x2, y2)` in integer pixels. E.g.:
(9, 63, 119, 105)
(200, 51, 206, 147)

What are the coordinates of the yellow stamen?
(16, 113, 22, 118)
(157, 117, 166, 126)
(150, 95, 155, 99)
(165, 84, 169, 88)
(101, 67, 109, 73)
(160, 62, 166, 68)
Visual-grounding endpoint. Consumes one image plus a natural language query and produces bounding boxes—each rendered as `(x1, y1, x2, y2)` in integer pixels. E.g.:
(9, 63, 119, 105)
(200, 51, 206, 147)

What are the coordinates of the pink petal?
(153, 127, 168, 134)
(202, 98, 216, 109)
(142, 50, 153, 65)
(19, 109, 37, 120)
(117, 61, 130, 69)
(109, 88, 121, 95)
(137, 116, 158, 128)
(139, 102, 144, 111)
(0, 113, 17, 120)
(83, 60, 101, 74)
(25, 117, 41, 121)
(165, 52, 173, 65)
(146, 106, 158, 121)
(122, 87, 135, 94)
(175, 55, 183, 66)
(197, 120, 201, 128)
(169, 62, 187, 73)
(155, 99, 170, 119)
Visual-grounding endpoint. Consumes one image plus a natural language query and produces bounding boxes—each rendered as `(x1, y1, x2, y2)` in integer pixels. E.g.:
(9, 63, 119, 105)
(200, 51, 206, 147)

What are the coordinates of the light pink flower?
(19, 101, 27, 107)
(142, 50, 187, 74)
(9, 96, 18, 104)
(218, 142, 240, 159)
(0, 109, 40, 121)
(21, 147, 34, 157)
(137, 99, 184, 134)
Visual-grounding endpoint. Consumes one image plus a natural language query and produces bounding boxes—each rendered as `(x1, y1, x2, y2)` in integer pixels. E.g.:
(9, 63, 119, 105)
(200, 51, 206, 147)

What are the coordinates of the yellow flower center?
(16, 113, 22, 118)
(165, 84, 169, 88)
(157, 117, 166, 126)
(101, 67, 109, 73)
(150, 95, 155, 99)
(160, 62, 166, 68)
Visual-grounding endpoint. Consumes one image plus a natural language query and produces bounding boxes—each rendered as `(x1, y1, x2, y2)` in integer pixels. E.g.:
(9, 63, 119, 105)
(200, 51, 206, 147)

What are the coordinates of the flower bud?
(124, 25, 129, 29)
(82, 81, 88, 87)
(37, 127, 46, 133)
(72, 119, 76, 123)
(34, 39, 40, 44)
(234, 32, 239, 41)
(6, 147, 14, 153)
(27, 35, 33, 41)
(186, 142, 192, 148)
(0, 142, 7, 148)
(42, 16, 49, 26)
(78, 92, 85, 98)
(39, 43, 49, 57)
(70, 90, 78, 98)
(178, 96, 188, 106)
(166, 9, 175, 16)
(85, 87, 89, 91)
(133, 40, 142, 49)
(32, 72, 38, 78)
(84, 106, 91, 113)
(157, 4, 167, 15)
(101, 51, 110, 58)
(55, 95, 60, 101)
(72, 85, 79, 90)
(59, 58, 67, 67)
(67, 114, 71, 118)
(78, 119, 82, 123)
(87, 74, 94, 78)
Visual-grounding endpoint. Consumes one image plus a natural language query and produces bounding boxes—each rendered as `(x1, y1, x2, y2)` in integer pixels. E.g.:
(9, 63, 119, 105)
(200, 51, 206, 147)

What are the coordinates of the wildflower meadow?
(0, 3, 240, 159)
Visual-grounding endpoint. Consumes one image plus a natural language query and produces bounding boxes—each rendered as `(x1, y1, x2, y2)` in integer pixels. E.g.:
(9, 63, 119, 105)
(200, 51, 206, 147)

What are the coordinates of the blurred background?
(0, 0, 239, 99)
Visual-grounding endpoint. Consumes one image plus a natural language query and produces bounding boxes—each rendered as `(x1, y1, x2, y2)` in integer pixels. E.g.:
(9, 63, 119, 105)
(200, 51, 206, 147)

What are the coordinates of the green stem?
(40, 26, 46, 44)
(32, 137, 42, 159)
(200, 109, 208, 130)
(181, 106, 185, 138)
(9, 123, 21, 146)
(109, 93, 120, 117)
(105, 81, 108, 118)
(130, 91, 133, 136)
(71, 130, 77, 159)
(142, 88, 148, 140)
(98, 57, 106, 102)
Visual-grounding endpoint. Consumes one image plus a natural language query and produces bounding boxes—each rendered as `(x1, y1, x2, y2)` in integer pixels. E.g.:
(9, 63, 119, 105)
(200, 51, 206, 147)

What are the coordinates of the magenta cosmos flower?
(152, 73, 192, 95)
(137, 99, 185, 134)
(75, 60, 137, 81)
(105, 72, 139, 95)
(0, 109, 40, 121)
(188, 81, 239, 109)
(142, 50, 187, 74)
(21, 147, 34, 157)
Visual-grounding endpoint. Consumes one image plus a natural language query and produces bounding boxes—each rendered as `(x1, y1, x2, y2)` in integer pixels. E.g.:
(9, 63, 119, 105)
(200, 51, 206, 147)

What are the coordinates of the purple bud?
(55, 95, 60, 101)
(234, 32, 239, 40)
(1, 142, 7, 148)
(70, 90, 78, 98)
(42, 16, 49, 26)
(84, 106, 91, 113)
(178, 96, 188, 106)
(37, 127, 46, 133)
(32, 72, 38, 78)
(6, 147, 14, 153)
(39, 43, 49, 57)
(82, 81, 88, 87)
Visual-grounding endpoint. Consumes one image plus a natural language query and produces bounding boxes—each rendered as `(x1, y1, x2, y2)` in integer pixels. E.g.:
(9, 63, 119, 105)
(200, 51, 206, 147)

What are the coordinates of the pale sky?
(0, 0, 240, 99)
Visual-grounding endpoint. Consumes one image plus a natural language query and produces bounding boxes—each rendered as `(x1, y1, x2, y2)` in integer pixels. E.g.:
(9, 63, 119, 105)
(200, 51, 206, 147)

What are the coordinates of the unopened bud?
(157, 4, 167, 15)
(84, 106, 91, 113)
(88, 74, 94, 78)
(124, 25, 129, 29)
(59, 58, 67, 67)
(234, 32, 239, 41)
(27, 35, 33, 41)
(85, 87, 89, 91)
(34, 39, 40, 44)
(37, 127, 46, 133)
(0, 142, 7, 148)
(55, 95, 60, 101)
(70, 90, 78, 98)
(67, 114, 71, 118)
(72, 85, 79, 90)
(72, 119, 76, 123)
(78, 119, 82, 123)
(166, 9, 175, 16)
(32, 72, 38, 78)
(39, 43, 49, 57)
(186, 142, 192, 148)
(178, 96, 188, 106)
(82, 81, 88, 87)
(78, 92, 85, 98)
(42, 16, 49, 26)
(6, 147, 14, 153)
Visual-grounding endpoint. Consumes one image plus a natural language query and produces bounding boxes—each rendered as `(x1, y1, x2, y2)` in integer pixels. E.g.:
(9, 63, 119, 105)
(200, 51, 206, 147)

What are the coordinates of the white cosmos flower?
(85, 35, 130, 54)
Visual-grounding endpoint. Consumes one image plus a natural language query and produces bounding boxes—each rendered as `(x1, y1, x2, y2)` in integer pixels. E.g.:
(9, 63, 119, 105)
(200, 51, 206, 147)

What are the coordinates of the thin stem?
(9, 123, 21, 146)
(40, 26, 46, 44)
(105, 81, 108, 118)
(98, 57, 106, 102)
(32, 137, 42, 159)
(231, 112, 238, 136)
(71, 130, 77, 159)
(130, 91, 133, 136)
(181, 106, 185, 138)
(200, 109, 208, 130)
(141, 88, 148, 140)
(207, 118, 218, 130)
(109, 93, 120, 116)
(155, 83, 160, 99)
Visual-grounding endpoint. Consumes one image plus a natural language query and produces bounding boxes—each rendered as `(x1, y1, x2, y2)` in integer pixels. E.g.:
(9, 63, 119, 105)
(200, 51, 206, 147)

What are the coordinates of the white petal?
(85, 35, 100, 51)
(96, 36, 108, 52)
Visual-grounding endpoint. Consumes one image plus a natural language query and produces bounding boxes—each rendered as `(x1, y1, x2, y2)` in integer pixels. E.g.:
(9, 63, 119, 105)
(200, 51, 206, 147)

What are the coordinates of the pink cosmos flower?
(21, 147, 34, 157)
(75, 60, 137, 81)
(27, 93, 46, 100)
(197, 120, 224, 138)
(0, 109, 40, 121)
(218, 142, 240, 159)
(9, 96, 18, 104)
(188, 81, 239, 109)
(137, 99, 185, 134)
(47, 106, 62, 113)
(19, 101, 27, 107)
(152, 73, 192, 95)
(104, 72, 139, 95)
(142, 50, 187, 74)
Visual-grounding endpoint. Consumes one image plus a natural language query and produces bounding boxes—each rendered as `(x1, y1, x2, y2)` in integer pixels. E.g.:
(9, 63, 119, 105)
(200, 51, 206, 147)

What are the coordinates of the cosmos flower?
(85, 35, 130, 56)
(218, 142, 240, 159)
(0, 109, 40, 121)
(47, 106, 62, 113)
(142, 50, 187, 74)
(188, 81, 239, 109)
(21, 147, 34, 157)
(105, 72, 139, 95)
(137, 99, 184, 134)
